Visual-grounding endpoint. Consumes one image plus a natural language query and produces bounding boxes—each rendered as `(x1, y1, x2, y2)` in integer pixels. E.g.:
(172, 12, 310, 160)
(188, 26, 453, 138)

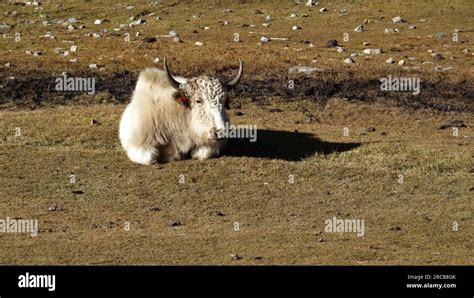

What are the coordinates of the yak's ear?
(173, 91, 190, 108)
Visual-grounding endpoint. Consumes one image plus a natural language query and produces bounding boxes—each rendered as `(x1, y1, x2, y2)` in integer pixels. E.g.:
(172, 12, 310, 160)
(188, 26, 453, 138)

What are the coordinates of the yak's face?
(165, 59, 243, 144)
(183, 77, 229, 142)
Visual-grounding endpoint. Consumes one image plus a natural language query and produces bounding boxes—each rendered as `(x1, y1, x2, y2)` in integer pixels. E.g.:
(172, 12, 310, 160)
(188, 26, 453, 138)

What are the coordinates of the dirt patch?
(1, 69, 473, 112)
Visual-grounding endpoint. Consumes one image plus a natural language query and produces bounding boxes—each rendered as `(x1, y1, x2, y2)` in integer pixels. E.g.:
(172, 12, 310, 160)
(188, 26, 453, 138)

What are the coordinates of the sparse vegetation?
(0, 0, 472, 265)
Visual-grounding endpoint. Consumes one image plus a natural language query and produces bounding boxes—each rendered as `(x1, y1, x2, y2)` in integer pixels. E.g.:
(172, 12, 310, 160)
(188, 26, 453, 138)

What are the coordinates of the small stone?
(362, 48, 382, 55)
(173, 36, 181, 43)
(70, 45, 78, 52)
(33, 51, 42, 57)
(90, 119, 99, 125)
(67, 24, 75, 31)
(344, 57, 354, 64)
(363, 42, 370, 46)
(432, 53, 444, 61)
(67, 17, 77, 24)
(260, 36, 269, 43)
(292, 25, 301, 30)
(168, 30, 177, 37)
(153, 57, 160, 63)
(94, 19, 102, 25)
(325, 39, 338, 47)
(366, 127, 376, 132)
(92, 33, 101, 38)
(168, 220, 182, 227)
(392, 16, 403, 23)
(230, 254, 243, 260)
(143, 37, 157, 43)
(319, 7, 327, 12)
(435, 32, 445, 38)
(336, 46, 345, 53)
(290, 13, 297, 18)
(89, 64, 98, 69)
(148, 207, 161, 211)
(48, 205, 63, 211)
(398, 59, 405, 65)
(235, 111, 244, 116)
(384, 28, 395, 33)
(354, 25, 363, 32)
(4, 63, 11, 68)
(72, 190, 84, 194)
(195, 41, 203, 46)
(386, 57, 395, 64)
(129, 19, 145, 27)
(409, 25, 416, 29)
(63, 51, 69, 56)
(0, 23, 12, 30)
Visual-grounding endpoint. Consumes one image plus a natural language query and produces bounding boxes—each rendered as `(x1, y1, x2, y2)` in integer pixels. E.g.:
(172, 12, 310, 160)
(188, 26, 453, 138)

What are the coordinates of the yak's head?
(164, 58, 243, 143)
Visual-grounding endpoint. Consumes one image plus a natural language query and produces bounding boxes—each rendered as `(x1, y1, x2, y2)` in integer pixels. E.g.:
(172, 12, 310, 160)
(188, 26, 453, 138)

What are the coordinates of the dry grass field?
(0, 0, 472, 265)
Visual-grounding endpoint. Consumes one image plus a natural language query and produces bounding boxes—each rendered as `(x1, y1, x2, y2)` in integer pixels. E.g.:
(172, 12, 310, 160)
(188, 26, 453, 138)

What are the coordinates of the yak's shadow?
(224, 129, 361, 161)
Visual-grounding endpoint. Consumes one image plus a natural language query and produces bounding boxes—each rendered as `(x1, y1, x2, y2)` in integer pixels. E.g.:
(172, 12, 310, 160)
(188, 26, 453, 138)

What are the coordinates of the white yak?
(119, 59, 243, 165)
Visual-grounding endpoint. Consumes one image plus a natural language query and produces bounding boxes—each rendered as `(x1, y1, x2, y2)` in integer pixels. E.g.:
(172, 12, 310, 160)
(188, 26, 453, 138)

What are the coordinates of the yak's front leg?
(191, 146, 219, 160)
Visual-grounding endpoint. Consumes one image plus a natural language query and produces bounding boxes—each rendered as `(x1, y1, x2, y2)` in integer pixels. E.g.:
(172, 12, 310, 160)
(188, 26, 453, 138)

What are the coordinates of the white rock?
(260, 36, 269, 43)
(292, 25, 301, 30)
(392, 16, 403, 23)
(70, 45, 78, 52)
(67, 17, 77, 24)
(385, 28, 395, 33)
(153, 57, 160, 63)
(386, 58, 395, 64)
(94, 19, 102, 25)
(195, 41, 203, 46)
(129, 19, 145, 27)
(5, 63, 11, 68)
(305, 0, 315, 6)
(89, 64, 98, 69)
(398, 59, 405, 65)
(362, 48, 382, 55)
(288, 66, 323, 74)
(363, 42, 370, 46)
(69, 59, 77, 63)
(63, 51, 69, 56)
(265, 15, 272, 21)
(169, 30, 177, 37)
(344, 57, 354, 64)
(319, 7, 327, 12)
(409, 25, 416, 29)
(67, 25, 75, 31)
(290, 13, 297, 18)
(92, 33, 101, 38)
(354, 25, 363, 32)
(126, 5, 134, 10)
(350, 53, 358, 58)
(173, 36, 180, 43)
(336, 47, 345, 53)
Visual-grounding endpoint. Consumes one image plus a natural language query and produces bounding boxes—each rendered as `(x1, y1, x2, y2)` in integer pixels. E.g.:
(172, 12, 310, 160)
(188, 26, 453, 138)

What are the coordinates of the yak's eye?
(195, 99, 203, 104)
